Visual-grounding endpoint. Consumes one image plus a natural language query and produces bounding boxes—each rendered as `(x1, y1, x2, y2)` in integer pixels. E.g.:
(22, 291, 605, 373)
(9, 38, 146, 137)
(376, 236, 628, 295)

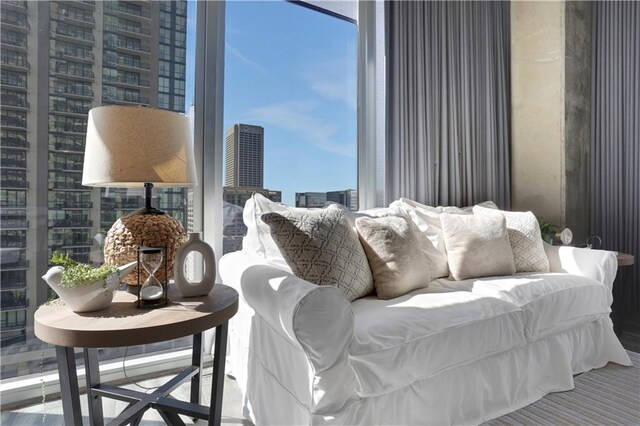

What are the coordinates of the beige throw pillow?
(440, 209, 515, 281)
(355, 215, 431, 300)
(261, 208, 374, 301)
(474, 206, 550, 273)
(389, 198, 499, 279)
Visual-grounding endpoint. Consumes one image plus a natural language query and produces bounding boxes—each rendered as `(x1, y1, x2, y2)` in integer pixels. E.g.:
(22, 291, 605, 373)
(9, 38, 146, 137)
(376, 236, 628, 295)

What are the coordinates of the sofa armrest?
(219, 251, 356, 412)
(544, 245, 618, 290)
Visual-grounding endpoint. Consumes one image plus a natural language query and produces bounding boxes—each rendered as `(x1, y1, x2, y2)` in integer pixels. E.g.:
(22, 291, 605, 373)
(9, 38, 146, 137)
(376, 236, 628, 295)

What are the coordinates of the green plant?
(50, 251, 117, 288)
(537, 218, 559, 244)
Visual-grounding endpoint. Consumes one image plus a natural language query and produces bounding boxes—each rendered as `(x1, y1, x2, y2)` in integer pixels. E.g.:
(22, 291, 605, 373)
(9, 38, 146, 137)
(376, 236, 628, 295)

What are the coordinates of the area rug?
(486, 351, 640, 425)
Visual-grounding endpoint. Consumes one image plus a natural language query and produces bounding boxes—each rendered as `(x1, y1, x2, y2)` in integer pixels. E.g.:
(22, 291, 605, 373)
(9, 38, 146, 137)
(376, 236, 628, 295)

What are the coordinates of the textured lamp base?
(103, 213, 187, 286)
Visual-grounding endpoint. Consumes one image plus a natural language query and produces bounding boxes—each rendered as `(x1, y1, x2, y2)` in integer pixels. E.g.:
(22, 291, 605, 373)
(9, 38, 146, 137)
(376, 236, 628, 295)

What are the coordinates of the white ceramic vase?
(42, 261, 137, 313)
(174, 233, 216, 297)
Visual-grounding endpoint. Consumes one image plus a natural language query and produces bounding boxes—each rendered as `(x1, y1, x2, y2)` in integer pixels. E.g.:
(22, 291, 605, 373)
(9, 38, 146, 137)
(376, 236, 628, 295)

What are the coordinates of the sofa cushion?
(474, 206, 550, 273)
(431, 273, 612, 341)
(261, 208, 374, 301)
(355, 215, 431, 299)
(349, 289, 525, 396)
(390, 198, 498, 279)
(440, 208, 516, 280)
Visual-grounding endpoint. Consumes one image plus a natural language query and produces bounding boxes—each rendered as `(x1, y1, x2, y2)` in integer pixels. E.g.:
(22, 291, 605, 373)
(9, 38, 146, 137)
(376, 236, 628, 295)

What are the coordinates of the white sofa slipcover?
(220, 244, 631, 425)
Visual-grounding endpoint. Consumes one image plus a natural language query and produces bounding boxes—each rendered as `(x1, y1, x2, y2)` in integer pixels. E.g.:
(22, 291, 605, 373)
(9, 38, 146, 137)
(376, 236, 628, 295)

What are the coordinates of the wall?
(511, 1, 591, 242)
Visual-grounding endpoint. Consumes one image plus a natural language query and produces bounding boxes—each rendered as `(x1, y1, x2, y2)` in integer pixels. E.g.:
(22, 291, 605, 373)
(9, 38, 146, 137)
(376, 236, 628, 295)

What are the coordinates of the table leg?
(84, 348, 104, 426)
(191, 332, 203, 405)
(209, 323, 228, 426)
(56, 346, 83, 426)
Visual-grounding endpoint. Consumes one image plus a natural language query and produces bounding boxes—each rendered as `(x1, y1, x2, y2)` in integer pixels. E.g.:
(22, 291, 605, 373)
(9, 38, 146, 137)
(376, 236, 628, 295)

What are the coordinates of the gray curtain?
(385, 1, 511, 208)
(591, 1, 639, 319)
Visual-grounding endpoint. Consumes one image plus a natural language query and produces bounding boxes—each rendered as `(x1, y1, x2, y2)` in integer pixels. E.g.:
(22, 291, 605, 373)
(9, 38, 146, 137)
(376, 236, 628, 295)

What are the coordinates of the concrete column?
(511, 1, 591, 242)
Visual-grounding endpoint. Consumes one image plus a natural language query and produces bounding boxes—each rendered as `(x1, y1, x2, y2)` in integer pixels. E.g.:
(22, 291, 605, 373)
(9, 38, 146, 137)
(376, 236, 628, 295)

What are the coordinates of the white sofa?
(220, 211, 631, 425)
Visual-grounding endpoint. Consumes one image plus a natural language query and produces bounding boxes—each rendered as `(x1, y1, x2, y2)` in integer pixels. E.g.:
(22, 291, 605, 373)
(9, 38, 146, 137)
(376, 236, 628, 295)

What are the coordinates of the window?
(0, 0, 199, 399)
(222, 1, 357, 254)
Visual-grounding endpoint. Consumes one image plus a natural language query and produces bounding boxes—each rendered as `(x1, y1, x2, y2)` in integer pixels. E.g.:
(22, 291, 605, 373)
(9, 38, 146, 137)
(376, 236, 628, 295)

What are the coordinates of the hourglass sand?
(138, 247, 166, 307)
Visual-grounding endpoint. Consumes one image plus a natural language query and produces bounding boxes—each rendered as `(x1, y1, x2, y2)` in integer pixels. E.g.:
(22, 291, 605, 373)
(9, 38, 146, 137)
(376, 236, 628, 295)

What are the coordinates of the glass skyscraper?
(0, 0, 189, 377)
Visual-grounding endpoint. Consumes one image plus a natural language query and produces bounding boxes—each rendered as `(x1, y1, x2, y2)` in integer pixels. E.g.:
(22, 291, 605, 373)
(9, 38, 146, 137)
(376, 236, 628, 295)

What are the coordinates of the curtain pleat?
(591, 1, 639, 318)
(385, 0, 511, 208)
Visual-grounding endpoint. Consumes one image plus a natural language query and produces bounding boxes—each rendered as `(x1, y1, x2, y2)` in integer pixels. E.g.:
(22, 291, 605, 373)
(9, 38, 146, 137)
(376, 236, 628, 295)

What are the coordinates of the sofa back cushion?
(474, 206, 550, 273)
(440, 208, 515, 280)
(261, 208, 374, 301)
(355, 215, 431, 299)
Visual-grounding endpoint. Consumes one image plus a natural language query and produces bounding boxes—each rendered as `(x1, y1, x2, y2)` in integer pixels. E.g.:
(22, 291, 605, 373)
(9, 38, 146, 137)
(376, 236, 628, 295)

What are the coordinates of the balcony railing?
(0, 279, 27, 290)
(51, 103, 90, 115)
(0, 320, 27, 331)
(1, 158, 26, 169)
(104, 24, 151, 36)
(0, 56, 30, 70)
(1, 94, 29, 108)
(104, 3, 151, 19)
(0, 18, 30, 31)
(102, 95, 149, 105)
(0, 138, 29, 149)
(48, 181, 84, 190)
(105, 41, 151, 53)
(53, 68, 94, 80)
(0, 31, 27, 49)
(55, 28, 94, 43)
(116, 57, 150, 70)
(53, 12, 95, 25)
(51, 141, 84, 152)
(49, 239, 92, 248)
(103, 74, 150, 88)
(0, 219, 28, 229)
(1, 1, 28, 9)
(52, 86, 93, 98)
(1, 117, 26, 129)
(49, 201, 93, 209)
(0, 298, 29, 310)
(55, 49, 94, 62)
(48, 219, 93, 228)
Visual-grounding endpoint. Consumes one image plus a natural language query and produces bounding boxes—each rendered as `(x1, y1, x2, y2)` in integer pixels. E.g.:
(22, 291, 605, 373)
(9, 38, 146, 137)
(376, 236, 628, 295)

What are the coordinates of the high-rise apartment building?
(295, 189, 358, 210)
(0, 0, 189, 375)
(225, 124, 264, 188)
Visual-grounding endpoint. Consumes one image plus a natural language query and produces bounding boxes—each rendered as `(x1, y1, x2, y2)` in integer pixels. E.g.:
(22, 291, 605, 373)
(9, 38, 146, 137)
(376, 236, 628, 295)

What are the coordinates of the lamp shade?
(82, 106, 197, 187)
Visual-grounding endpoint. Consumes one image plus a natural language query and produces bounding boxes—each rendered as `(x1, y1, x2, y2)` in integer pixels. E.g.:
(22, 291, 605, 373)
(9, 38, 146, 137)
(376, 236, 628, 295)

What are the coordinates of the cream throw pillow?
(440, 209, 515, 281)
(474, 206, 550, 273)
(261, 208, 374, 301)
(389, 198, 498, 278)
(355, 215, 431, 300)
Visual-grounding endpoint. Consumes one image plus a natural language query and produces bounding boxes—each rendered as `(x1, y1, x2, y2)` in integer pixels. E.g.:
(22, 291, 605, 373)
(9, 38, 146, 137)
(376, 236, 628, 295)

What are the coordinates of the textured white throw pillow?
(389, 198, 498, 278)
(440, 208, 515, 281)
(355, 215, 431, 299)
(474, 206, 550, 273)
(261, 208, 374, 301)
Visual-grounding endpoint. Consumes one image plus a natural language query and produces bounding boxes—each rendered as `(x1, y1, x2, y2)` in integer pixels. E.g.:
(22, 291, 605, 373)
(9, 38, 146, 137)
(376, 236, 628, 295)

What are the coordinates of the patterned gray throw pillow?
(474, 206, 550, 272)
(261, 208, 374, 301)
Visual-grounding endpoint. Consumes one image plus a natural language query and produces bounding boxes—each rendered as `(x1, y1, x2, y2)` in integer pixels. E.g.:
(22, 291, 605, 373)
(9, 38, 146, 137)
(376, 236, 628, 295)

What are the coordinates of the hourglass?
(137, 246, 168, 308)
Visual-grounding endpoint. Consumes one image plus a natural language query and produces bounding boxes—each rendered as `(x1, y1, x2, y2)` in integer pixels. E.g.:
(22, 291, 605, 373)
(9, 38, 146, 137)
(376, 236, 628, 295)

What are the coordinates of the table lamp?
(82, 106, 197, 291)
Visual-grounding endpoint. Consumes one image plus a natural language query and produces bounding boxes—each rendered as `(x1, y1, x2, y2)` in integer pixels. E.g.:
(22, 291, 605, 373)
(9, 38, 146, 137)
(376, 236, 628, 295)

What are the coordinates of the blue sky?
(186, 1, 357, 206)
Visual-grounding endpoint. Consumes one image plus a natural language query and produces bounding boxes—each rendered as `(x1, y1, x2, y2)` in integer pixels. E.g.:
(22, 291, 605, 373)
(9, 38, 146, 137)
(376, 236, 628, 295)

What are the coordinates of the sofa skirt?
(227, 313, 631, 426)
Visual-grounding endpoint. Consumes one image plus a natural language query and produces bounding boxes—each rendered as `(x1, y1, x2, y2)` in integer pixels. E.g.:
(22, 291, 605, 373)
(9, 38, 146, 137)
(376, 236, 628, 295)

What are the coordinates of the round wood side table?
(35, 284, 238, 426)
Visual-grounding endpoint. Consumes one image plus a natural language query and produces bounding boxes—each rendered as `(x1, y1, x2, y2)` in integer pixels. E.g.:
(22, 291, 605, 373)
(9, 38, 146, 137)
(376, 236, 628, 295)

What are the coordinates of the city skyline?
(223, 0, 357, 207)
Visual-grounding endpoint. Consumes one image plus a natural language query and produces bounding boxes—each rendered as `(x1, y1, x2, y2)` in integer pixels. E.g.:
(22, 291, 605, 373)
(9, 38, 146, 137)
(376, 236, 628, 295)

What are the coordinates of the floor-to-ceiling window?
(0, 0, 198, 402)
(221, 0, 357, 254)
